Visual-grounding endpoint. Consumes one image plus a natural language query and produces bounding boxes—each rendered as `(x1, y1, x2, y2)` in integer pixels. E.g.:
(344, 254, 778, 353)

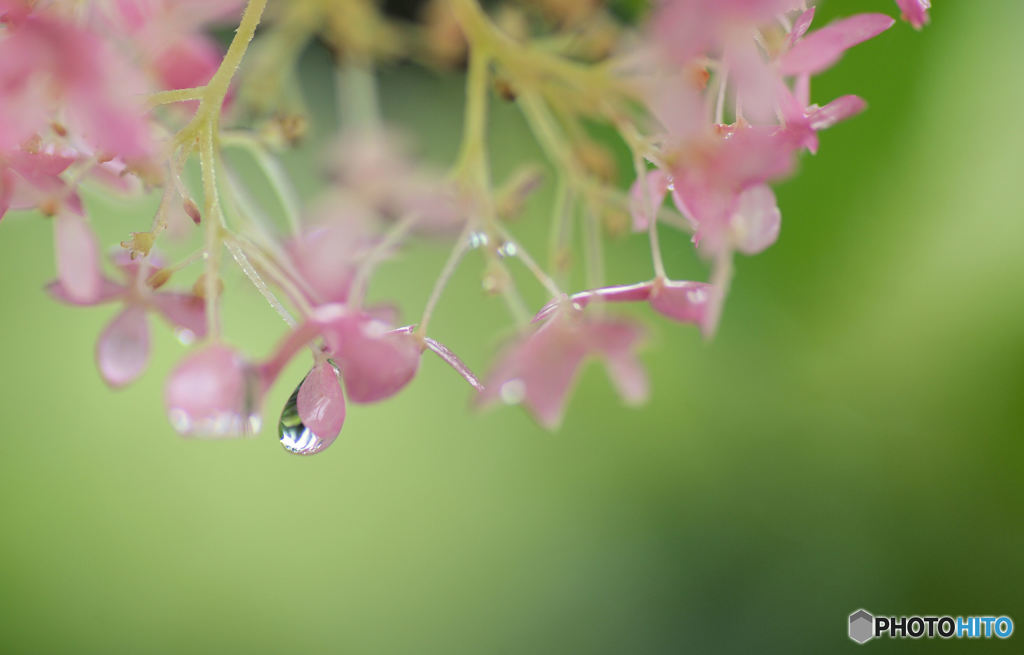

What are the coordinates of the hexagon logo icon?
(849, 609, 874, 644)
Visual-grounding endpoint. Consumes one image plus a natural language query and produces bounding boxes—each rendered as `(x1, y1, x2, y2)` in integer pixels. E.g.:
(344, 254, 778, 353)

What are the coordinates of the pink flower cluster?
(0, 0, 929, 454)
(1, 0, 241, 296)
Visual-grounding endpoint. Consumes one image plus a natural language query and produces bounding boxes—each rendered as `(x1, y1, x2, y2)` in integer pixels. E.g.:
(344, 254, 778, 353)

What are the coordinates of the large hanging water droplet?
(278, 373, 341, 456)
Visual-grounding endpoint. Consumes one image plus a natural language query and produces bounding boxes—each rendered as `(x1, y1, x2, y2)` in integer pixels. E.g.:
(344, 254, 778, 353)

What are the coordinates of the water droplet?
(500, 378, 526, 405)
(497, 241, 518, 258)
(686, 287, 708, 304)
(278, 377, 336, 456)
(174, 327, 196, 345)
(468, 231, 489, 249)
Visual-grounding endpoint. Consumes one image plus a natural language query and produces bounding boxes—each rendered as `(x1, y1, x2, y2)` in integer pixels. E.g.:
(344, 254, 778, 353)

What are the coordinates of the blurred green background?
(1, 1, 1022, 653)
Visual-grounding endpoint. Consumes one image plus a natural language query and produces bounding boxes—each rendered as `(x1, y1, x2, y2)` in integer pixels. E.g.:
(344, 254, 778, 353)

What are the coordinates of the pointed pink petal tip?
(53, 209, 102, 304)
(779, 13, 895, 76)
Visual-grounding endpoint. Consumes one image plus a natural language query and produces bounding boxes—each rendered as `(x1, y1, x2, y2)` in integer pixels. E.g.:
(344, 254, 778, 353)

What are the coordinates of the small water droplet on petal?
(175, 328, 196, 345)
(500, 378, 526, 405)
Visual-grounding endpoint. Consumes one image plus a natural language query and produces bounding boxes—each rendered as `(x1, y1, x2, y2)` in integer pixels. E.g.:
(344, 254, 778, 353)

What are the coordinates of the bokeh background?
(1, 1, 1022, 653)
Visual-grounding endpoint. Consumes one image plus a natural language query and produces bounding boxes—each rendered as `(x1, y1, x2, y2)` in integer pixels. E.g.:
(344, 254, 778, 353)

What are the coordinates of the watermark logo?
(848, 610, 1014, 643)
(849, 610, 874, 644)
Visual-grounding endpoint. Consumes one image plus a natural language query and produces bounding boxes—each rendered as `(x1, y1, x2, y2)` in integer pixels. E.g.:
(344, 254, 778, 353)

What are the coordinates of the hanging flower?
(49, 252, 207, 387)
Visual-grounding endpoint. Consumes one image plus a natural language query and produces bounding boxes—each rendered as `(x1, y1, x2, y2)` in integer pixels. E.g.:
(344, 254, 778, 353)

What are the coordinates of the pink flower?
(49, 252, 207, 387)
(0, 148, 78, 221)
(478, 307, 647, 429)
(0, 3, 154, 159)
(286, 198, 380, 305)
(318, 308, 423, 404)
(261, 304, 481, 453)
(103, 0, 245, 108)
(894, 0, 931, 30)
(668, 127, 795, 256)
(165, 344, 264, 437)
(327, 130, 465, 233)
(651, 0, 801, 66)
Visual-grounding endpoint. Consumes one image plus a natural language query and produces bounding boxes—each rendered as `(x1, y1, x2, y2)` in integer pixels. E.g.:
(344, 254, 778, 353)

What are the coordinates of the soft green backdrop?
(1, 2, 1021, 653)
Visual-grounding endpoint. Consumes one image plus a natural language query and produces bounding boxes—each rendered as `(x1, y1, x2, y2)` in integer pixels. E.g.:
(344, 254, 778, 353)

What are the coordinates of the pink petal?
(629, 170, 670, 232)
(788, 7, 816, 46)
(95, 305, 150, 388)
(479, 320, 587, 429)
(287, 204, 377, 305)
(779, 13, 895, 76)
(585, 319, 649, 406)
(730, 184, 781, 255)
(4, 149, 77, 211)
(808, 95, 867, 131)
(478, 311, 648, 429)
(895, 0, 930, 29)
(320, 312, 421, 404)
(53, 208, 102, 303)
(153, 35, 221, 91)
(283, 361, 345, 455)
(164, 344, 263, 437)
(725, 37, 781, 125)
(649, 280, 713, 327)
(46, 278, 125, 306)
(151, 292, 207, 342)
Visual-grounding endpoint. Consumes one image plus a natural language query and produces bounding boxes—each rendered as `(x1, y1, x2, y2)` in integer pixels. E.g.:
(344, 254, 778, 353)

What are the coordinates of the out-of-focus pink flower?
(328, 130, 465, 233)
(0, 4, 154, 159)
(0, 149, 77, 220)
(651, 0, 801, 66)
(103, 0, 244, 106)
(478, 307, 647, 429)
(629, 169, 683, 232)
(895, 0, 931, 30)
(669, 127, 795, 256)
(49, 252, 207, 387)
(165, 344, 264, 437)
(286, 199, 379, 305)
